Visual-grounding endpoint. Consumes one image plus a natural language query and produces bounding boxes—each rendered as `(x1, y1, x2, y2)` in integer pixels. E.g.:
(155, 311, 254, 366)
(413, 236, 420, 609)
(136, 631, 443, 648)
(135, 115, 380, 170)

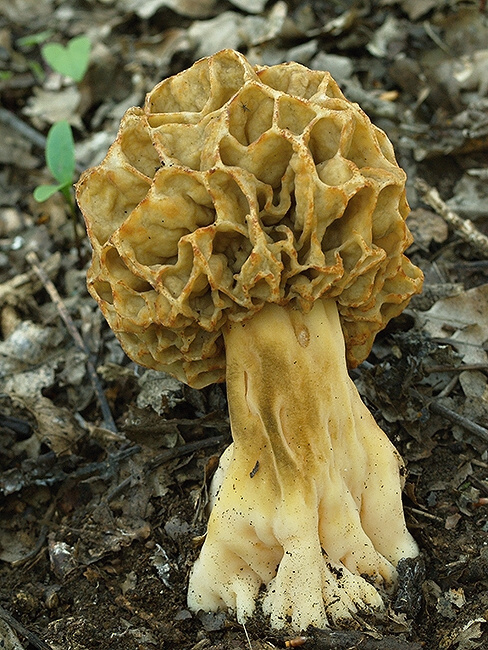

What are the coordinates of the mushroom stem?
(187, 298, 418, 630)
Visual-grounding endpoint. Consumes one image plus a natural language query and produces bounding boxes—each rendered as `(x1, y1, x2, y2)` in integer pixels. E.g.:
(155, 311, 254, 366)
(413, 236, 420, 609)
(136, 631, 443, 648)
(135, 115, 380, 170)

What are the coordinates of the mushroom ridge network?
(77, 49, 423, 388)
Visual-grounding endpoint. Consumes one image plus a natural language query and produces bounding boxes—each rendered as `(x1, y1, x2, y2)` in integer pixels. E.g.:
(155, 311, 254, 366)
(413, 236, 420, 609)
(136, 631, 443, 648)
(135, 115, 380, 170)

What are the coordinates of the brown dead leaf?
(119, 0, 216, 19)
(421, 284, 488, 365)
(24, 395, 84, 455)
(449, 619, 486, 649)
(408, 208, 449, 250)
(23, 86, 82, 128)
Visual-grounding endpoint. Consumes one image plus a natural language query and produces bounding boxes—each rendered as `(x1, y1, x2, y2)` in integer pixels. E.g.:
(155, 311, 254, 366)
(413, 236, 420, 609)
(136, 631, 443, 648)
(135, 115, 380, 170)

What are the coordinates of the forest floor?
(1, 1, 488, 649)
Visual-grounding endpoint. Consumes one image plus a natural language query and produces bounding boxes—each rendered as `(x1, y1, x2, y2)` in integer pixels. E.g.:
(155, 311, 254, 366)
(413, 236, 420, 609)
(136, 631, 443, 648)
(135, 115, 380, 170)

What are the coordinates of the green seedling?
(15, 31, 53, 83)
(27, 60, 45, 83)
(34, 120, 76, 209)
(41, 35, 91, 82)
(34, 120, 83, 262)
(30, 34, 89, 265)
(17, 30, 54, 49)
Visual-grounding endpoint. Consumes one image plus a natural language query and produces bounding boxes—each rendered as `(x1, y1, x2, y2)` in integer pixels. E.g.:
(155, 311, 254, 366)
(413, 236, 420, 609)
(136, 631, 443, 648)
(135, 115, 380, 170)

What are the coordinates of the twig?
(415, 179, 488, 257)
(405, 506, 444, 523)
(363, 363, 488, 444)
(0, 445, 142, 497)
(0, 605, 53, 650)
(456, 260, 488, 269)
(470, 458, 488, 469)
(424, 363, 488, 374)
(26, 251, 119, 435)
(437, 373, 459, 399)
(429, 400, 488, 443)
(0, 106, 47, 149)
(422, 20, 451, 54)
(104, 435, 226, 503)
(145, 434, 226, 471)
(242, 621, 252, 650)
(0, 252, 61, 304)
(470, 475, 488, 497)
(0, 107, 84, 173)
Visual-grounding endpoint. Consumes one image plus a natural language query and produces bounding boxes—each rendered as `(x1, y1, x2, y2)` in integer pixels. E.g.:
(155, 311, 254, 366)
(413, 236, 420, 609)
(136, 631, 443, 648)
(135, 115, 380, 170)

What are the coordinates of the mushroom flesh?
(76, 50, 424, 630)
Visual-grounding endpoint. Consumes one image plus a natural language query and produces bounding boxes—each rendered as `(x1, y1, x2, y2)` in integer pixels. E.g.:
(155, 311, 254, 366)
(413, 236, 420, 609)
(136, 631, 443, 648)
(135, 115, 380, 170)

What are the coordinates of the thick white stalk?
(187, 298, 418, 630)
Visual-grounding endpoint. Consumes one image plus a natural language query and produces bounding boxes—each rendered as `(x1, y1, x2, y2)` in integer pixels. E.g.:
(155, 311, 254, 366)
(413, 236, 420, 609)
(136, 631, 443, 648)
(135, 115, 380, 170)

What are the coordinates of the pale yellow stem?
(187, 298, 418, 630)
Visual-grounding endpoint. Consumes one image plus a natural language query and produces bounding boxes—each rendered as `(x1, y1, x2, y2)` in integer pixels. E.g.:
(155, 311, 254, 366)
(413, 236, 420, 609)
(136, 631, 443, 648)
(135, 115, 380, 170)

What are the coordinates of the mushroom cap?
(76, 49, 423, 388)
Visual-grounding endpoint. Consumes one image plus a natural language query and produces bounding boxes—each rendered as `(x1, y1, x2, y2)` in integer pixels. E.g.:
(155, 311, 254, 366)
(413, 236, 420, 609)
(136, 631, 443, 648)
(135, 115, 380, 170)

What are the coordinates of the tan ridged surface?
(76, 49, 423, 388)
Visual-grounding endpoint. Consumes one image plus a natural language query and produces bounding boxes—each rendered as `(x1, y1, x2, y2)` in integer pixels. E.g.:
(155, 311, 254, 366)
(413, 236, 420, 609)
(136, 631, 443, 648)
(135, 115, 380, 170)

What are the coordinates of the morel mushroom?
(76, 49, 423, 630)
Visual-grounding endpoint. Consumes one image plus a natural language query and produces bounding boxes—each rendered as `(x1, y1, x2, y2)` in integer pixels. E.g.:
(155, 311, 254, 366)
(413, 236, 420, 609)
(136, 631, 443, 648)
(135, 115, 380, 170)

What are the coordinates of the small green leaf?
(27, 60, 45, 83)
(33, 183, 64, 202)
(41, 35, 91, 82)
(34, 122, 75, 205)
(45, 121, 75, 186)
(17, 30, 53, 49)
